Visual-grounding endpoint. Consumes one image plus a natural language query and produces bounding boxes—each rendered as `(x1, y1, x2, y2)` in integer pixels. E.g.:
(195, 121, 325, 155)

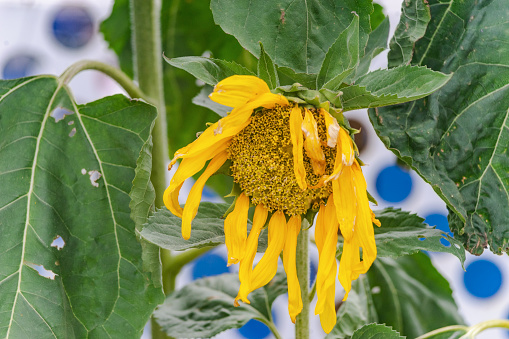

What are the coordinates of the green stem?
(131, 0, 168, 210)
(295, 221, 310, 339)
(264, 319, 283, 339)
(58, 60, 147, 100)
(463, 320, 509, 338)
(130, 1, 170, 339)
(415, 325, 469, 339)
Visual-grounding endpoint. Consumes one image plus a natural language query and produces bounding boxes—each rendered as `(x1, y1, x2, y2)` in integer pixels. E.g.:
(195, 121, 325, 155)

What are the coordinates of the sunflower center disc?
(228, 105, 336, 215)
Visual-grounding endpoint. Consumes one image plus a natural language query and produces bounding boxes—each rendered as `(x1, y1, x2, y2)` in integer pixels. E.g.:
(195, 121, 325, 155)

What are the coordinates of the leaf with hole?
(369, 0, 509, 254)
(0, 76, 163, 338)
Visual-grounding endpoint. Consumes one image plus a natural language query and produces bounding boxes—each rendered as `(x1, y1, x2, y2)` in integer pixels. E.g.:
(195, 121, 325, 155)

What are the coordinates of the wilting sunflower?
(163, 75, 380, 333)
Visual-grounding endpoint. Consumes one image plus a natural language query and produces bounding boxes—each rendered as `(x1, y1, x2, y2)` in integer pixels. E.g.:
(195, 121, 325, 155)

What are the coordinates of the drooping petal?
(302, 108, 326, 175)
(244, 211, 287, 294)
(338, 238, 360, 300)
(351, 161, 377, 273)
(283, 215, 302, 323)
(315, 196, 338, 315)
(314, 204, 327, 252)
(174, 92, 288, 163)
(181, 151, 228, 239)
(290, 106, 307, 190)
(319, 282, 337, 334)
(332, 165, 355, 242)
(224, 193, 250, 266)
(235, 204, 268, 305)
(324, 127, 354, 183)
(163, 138, 229, 218)
(320, 109, 340, 148)
(209, 75, 271, 107)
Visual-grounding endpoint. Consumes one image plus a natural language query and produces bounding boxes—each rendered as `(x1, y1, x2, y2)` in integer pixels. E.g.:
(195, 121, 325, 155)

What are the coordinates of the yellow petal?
(351, 161, 377, 273)
(248, 211, 287, 292)
(302, 108, 326, 175)
(315, 197, 338, 315)
(319, 284, 337, 334)
(235, 204, 268, 305)
(324, 127, 354, 183)
(283, 215, 302, 323)
(320, 109, 340, 148)
(290, 106, 307, 190)
(332, 165, 355, 242)
(181, 151, 228, 240)
(209, 75, 271, 107)
(163, 138, 229, 218)
(224, 193, 250, 266)
(338, 239, 360, 300)
(314, 204, 327, 252)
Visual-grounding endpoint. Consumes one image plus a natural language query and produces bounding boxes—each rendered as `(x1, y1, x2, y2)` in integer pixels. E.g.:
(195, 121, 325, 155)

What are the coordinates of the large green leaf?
(154, 272, 286, 338)
(210, 0, 373, 74)
(326, 277, 378, 339)
(341, 65, 452, 111)
(374, 208, 465, 264)
(0, 76, 163, 338)
(369, 0, 509, 254)
(387, 0, 430, 68)
(140, 203, 268, 252)
(367, 253, 464, 338)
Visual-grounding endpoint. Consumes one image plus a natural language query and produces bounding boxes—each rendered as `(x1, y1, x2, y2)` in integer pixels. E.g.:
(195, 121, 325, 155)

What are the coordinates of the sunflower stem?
(295, 220, 310, 339)
(130, 1, 170, 339)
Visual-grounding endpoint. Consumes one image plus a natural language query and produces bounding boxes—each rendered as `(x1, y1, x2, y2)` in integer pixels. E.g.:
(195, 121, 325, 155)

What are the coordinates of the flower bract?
(163, 75, 380, 333)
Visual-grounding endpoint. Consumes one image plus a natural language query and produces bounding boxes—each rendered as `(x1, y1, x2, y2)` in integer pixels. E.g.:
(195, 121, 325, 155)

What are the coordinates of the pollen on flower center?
(228, 104, 336, 215)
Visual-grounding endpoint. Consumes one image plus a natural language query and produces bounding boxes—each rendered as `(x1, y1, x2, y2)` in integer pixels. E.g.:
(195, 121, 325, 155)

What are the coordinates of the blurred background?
(1, 0, 508, 338)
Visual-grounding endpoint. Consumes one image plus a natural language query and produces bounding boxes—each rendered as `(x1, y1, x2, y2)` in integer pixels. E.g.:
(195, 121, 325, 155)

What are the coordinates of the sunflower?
(163, 75, 380, 333)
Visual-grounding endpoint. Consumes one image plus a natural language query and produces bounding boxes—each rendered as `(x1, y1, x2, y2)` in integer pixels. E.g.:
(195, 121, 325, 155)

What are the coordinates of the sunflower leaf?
(210, 0, 373, 74)
(0, 76, 162, 338)
(164, 56, 255, 86)
(257, 42, 279, 89)
(317, 14, 359, 91)
(277, 67, 318, 89)
(351, 324, 405, 339)
(192, 85, 232, 117)
(369, 0, 509, 255)
(154, 272, 287, 338)
(353, 17, 390, 80)
(140, 203, 268, 252)
(367, 253, 464, 338)
(387, 0, 430, 68)
(340, 65, 452, 111)
(373, 208, 465, 265)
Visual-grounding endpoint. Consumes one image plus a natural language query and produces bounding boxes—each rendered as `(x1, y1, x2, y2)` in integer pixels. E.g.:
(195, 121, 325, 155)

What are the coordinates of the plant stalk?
(59, 60, 147, 101)
(295, 221, 310, 339)
(130, 1, 170, 339)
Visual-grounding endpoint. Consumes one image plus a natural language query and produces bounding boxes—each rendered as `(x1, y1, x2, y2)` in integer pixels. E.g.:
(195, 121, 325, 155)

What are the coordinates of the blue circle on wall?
(375, 165, 413, 203)
(2, 55, 38, 79)
(191, 253, 229, 280)
(310, 260, 317, 287)
(52, 6, 94, 49)
(463, 260, 502, 298)
(424, 213, 451, 247)
(238, 319, 271, 339)
(238, 312, 277, 339)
